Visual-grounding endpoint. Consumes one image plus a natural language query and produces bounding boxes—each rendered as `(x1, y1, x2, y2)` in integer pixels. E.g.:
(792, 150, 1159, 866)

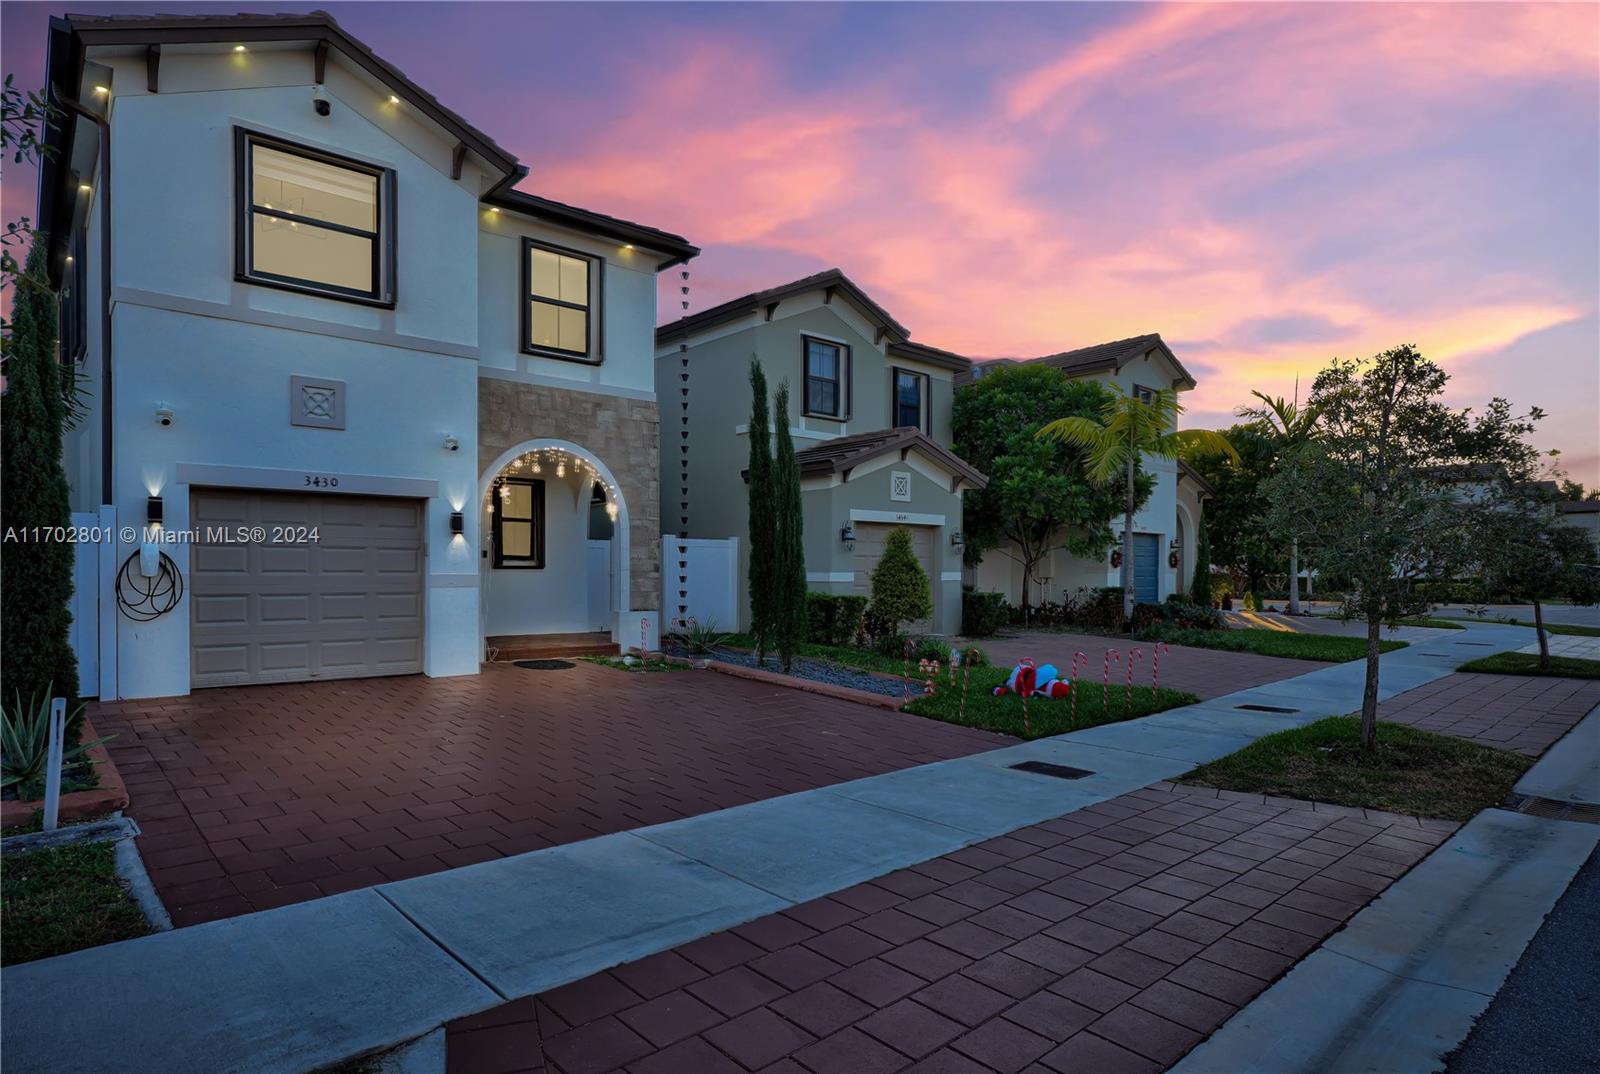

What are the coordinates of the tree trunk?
(1533, 597, 1549, 669)
(1122, 452, 1136, 624)
(1288, 538, 1301, 615)
(1360, 615, 1381, 750)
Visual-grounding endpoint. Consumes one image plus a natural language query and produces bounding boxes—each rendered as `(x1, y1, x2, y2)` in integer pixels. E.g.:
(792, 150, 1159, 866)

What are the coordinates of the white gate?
(661, 536, 739, 633)
(68, 511, 99, 697)
(586, 539, 612, 631)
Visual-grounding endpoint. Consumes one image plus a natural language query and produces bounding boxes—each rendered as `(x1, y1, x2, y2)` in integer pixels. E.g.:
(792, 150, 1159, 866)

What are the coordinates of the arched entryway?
(477, 439, 630, 650)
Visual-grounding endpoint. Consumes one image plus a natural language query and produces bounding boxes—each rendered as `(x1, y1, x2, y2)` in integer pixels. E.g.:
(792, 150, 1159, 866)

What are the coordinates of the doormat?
(514, 659, 576, 670)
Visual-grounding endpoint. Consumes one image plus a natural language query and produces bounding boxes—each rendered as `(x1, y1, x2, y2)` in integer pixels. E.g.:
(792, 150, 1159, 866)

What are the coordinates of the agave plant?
(1, 686, 107, 800)
(680, 618, 731, 655)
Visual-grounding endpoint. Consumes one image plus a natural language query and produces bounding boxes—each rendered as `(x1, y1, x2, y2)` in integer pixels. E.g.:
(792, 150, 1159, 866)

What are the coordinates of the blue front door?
(1132, 533, 1160, 605)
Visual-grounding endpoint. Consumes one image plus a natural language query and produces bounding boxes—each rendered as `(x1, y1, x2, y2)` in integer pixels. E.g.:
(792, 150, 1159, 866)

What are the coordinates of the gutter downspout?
(53, 89, 112, 505)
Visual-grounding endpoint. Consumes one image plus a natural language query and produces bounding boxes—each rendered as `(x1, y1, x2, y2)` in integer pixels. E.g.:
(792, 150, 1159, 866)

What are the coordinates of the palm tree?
(1237, 388, 1321, 615)
(1038, 385, 1238, 621)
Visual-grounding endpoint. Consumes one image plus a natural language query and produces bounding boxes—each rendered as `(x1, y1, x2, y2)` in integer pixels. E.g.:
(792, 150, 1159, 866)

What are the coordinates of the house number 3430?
(303, 475, 340, 489)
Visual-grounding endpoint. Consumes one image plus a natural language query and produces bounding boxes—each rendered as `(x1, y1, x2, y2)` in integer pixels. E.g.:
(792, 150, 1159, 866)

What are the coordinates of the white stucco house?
(960, 336, 1213, 608)
(38, 12, 696, 699)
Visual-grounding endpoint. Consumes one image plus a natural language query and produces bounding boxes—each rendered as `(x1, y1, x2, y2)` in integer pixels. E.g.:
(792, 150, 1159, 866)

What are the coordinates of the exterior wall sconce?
(840, 524, 856, 551)
(950, 530, 964, 548)
(450, 511, 464, 535)
(146, 495, 164, 526)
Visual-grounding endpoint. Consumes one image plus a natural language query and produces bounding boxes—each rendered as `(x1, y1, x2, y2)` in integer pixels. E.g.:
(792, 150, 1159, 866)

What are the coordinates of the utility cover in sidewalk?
(1009, 761, 1095, 780)
(1236, 703, 1299, 713)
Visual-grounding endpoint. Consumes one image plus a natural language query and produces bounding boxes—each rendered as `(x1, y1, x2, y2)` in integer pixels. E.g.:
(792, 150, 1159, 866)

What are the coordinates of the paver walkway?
(1516, 633, 1600, 660)
(90, 663, 1010, 925)
(969, 632, 1311, 701)
(1376, 672, 1600, 756)
(445, 782, 1454, 1074)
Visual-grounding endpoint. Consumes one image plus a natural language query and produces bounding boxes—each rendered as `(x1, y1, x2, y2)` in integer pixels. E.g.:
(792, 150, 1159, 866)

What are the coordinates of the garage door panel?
(190, 490, 424, 688)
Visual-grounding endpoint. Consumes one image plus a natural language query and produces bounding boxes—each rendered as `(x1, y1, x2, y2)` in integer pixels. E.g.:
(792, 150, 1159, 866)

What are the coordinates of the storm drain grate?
(1009, 761, 1095, 780)
(1236, 703, 1300, 714)
(1501, 793, 1600, 825)
(514, 659, 577, 670)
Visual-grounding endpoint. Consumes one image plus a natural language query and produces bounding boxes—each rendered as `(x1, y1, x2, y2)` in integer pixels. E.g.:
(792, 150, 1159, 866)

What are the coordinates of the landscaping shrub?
(868, 527, 932, 635)
(1131, 599, 1224, 633)
(873, 632, 911, 659)
(675, 619, 730, 655)
(958, 645, 990, 667)
(913, 637, 953, 665)
(806, 593, 868, 647)
(961, 590, 1011, 637)
(1078, 587, 1127, 632)
(1, 688, 103, 801)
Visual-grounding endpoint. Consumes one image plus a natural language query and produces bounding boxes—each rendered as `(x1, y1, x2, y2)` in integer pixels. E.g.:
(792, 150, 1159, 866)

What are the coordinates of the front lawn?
(1, 842, 152, 965)
(1456, 652, 1600, 679)
(903, 666, 1198, 740)
(1179, 717, 1531, 820)
(1140, 626, 1407, 662)
(713, 633, 960, 678)
(1394, 617, 1466, 629)
(1452, 618, 1600, 637)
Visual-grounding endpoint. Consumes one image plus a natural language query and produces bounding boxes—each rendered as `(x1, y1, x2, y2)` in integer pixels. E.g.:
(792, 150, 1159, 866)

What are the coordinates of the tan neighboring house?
(656, 270, 986, 634)
(960, 336, 1213, 607)
(1559, 498, 1600, 554)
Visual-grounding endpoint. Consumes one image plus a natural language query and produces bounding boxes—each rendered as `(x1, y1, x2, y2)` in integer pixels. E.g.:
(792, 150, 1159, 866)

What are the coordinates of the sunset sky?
(5, 2, 1596, 481)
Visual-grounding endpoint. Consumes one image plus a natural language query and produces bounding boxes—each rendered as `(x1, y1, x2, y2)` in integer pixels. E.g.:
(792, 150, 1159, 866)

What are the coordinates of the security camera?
(442, 435, 460, 453)
(312, 86, 331, 117)
(155, 404, 174, 427)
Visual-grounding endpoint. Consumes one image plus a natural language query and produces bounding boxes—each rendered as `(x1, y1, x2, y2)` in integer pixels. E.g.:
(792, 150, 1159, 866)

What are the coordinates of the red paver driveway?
(444, 782, 1455, 1074)
(1378, 672, 1600, 756)
(972, 631, 1313, 701)
(93, 664, 1012, 926)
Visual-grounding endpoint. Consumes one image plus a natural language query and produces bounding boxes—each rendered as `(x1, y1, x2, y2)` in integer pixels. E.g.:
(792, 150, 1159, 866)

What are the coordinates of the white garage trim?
(806, 571, 854, 583)
(849, 508, 946, 526)
(175, 462, 439, 499)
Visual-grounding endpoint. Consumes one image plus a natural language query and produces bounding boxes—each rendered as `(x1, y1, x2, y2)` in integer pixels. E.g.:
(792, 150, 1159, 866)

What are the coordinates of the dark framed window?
(1132, 385, 1156, 404)
(493, 478, 546, 568)
(522, 238, 601, 362)
(802, 335, 849, 419)
(235, 128, 396, 306)
(892, 368, 929, 432)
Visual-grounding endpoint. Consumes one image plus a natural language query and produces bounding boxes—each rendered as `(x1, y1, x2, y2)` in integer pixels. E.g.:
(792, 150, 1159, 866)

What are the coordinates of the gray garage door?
(190, 490, 424, 688)
(853, 522, 937, 634)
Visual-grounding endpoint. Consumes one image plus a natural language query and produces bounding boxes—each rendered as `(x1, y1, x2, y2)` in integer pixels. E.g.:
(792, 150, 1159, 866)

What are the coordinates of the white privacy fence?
(661, 536, 739, 633)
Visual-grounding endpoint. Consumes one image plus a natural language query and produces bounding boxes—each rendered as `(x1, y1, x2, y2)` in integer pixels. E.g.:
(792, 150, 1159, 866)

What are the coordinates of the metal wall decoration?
(674, 265, 693, 632)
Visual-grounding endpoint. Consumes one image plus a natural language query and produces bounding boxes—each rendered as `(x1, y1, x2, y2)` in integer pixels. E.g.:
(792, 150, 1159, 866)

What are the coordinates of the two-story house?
(38, 12, 696, 699)
(656, 270, 987, 635)
(961, 335, 1213, 608)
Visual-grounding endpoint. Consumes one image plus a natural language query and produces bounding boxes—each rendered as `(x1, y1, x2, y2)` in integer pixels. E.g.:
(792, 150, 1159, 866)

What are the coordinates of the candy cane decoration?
(1103, 649, 1121, 710)
(1126, 647, 1144, 714)
(960, 659, 972, 723)
(1151, 641, 1169, 698)
(640, 617, 650, 657)
(1070, 651, 1088, 723)
(903, 639, 914, 699)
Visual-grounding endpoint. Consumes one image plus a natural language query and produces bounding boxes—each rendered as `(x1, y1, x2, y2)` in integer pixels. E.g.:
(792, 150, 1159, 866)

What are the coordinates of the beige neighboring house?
(1559, 498, 1600, 553)
(656, 270, 986, 634)
(960, 336, 1213, 608)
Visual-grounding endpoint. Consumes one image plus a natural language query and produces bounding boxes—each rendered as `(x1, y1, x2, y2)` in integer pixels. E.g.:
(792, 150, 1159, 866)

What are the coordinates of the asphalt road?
(1445, 842, 1600, 1074)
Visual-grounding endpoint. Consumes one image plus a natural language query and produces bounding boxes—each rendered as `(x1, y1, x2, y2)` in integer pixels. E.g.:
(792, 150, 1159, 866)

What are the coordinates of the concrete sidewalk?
(1171, 702, 1600, 1074)
(0, 624, 1531, 1074)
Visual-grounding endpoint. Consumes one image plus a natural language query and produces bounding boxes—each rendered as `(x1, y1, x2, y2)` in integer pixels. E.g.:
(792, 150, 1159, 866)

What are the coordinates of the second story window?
(524, 239, 599, 362)
(893, 368, 928, 432)
(803, 336, 849, 419)
(236, 129, 395, 305)
(1133, 385, 1156, 404)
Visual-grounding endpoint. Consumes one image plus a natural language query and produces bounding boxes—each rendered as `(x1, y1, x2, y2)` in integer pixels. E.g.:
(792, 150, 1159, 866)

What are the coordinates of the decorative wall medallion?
(290, 375, 347, 430)
(890, 470, 912, 502)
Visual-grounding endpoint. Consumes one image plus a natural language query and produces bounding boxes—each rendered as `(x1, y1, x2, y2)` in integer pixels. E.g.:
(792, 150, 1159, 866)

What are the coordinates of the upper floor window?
(235, 129, 395, 306)
(524, 239, 600, 362)
(493, 478, 546, 569)
(1132, 385, 1156, 405)
(893, 368, 929, 433)
(803, 336, 849, 419)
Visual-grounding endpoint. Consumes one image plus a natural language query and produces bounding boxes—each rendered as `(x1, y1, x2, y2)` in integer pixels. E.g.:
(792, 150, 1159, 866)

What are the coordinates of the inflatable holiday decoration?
(992, 659, 1072, 699)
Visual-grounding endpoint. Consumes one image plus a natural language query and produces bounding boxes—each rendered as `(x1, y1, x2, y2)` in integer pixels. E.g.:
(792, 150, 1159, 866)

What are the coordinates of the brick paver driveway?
(92, 664, 1012, 926)
(1378, 672, 1600, 756)
(445, 782, 1453, 1074)
(971, 631, 1312, 701)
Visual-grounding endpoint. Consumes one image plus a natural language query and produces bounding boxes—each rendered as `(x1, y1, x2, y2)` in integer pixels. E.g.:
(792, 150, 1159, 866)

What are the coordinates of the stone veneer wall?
(479, 378, 660, 613)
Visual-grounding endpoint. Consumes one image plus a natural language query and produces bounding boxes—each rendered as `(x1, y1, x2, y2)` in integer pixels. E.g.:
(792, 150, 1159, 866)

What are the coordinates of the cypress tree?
(1, 240, 80, 710)
(746, 359, 775, 659)
(771, 381, 807, 670)
(1190, 518, 1213, 605)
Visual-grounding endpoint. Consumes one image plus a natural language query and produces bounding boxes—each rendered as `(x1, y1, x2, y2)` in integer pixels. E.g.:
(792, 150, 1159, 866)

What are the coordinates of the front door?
(1132, 533, 1161, 605)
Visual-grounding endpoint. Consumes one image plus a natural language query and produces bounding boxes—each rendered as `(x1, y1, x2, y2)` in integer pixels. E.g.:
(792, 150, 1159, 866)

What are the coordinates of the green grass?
(1141, 626, 1407, 662)
(902, 666, 1198, 740)
(715, 634, 960, 678)
(1, 842, 153, 965)
(1447, 618, 1600, 637)
(1394, 617, 1466, 629)
(582, 655, 689, 673)
(1179, 717, 1532, 820)
(1456, 651, 1600, 678)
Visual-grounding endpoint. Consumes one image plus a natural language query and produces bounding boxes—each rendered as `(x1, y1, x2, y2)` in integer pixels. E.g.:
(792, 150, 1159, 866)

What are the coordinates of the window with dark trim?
(802, 335, 849, 419)
(235, 128, 396, 306)
(523, 238, 600, 362)
(893, 367, 929, 433)
(492, 478, 546, 568)
(1132, 384, 1156, 404)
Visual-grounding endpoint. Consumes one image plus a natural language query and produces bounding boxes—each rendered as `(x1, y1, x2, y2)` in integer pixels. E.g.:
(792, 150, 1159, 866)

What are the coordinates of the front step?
(487, 632, 619, 661)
